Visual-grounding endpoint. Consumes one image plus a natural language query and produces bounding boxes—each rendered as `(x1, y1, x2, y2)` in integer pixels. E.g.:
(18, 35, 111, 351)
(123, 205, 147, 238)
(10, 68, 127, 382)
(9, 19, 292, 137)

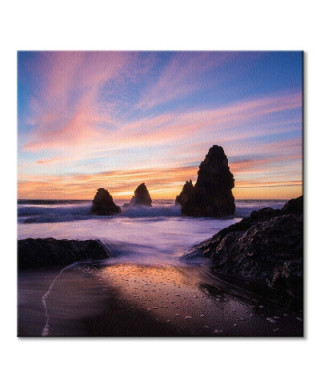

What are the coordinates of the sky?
(17, 51, 303, 200)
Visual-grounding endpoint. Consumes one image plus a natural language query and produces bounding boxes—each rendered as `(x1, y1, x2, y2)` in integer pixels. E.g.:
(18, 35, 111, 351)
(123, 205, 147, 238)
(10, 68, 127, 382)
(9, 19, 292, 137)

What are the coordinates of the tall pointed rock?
(91, 188, 121, 215)
(178, 145, 235, 217)
(175, 180, 193, 207)
(129, 183, 152, 207)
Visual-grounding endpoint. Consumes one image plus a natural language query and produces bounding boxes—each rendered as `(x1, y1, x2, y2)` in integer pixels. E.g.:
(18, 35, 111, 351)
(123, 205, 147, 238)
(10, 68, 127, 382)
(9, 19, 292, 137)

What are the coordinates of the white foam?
(41, 262, 79, 336)
(18, 199, 286, 270)
(18, 199, 286, 224)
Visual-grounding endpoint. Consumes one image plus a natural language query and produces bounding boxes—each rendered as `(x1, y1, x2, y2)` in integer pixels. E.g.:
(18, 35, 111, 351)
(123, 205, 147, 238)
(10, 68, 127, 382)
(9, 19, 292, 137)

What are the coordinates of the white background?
(0, 1, 318, 387)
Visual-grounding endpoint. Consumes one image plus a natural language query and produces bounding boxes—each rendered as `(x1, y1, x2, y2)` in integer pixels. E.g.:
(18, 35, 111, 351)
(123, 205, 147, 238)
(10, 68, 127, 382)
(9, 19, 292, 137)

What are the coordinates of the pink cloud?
(23, 85, 302, 172)
(23, 52, 130, 153)
(21, 51, 301, 179)
(105, 91, 302, 153)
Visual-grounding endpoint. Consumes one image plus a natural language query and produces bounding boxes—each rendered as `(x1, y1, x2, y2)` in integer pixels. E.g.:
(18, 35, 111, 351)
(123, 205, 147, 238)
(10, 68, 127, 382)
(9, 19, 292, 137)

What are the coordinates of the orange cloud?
(18, 164, 302, 201)
(36, 157, 61, 164)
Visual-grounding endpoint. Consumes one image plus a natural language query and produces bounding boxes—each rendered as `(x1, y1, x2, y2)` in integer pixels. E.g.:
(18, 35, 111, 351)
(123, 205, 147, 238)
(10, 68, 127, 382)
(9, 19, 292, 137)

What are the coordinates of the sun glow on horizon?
(18, 51, 303, 201)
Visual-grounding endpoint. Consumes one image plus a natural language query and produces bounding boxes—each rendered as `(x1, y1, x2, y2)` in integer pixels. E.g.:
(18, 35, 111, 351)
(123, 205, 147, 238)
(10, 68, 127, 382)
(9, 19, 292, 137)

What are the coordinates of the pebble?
(200, 314, 205, 318)
(296, 317, 303, 322)
(184, 316, 192, 319)
(266, 317, 276, 324)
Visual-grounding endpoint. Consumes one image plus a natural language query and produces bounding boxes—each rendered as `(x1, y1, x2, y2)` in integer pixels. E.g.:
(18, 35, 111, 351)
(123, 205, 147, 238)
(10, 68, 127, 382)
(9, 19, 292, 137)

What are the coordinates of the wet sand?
(18, 263, 303, 337)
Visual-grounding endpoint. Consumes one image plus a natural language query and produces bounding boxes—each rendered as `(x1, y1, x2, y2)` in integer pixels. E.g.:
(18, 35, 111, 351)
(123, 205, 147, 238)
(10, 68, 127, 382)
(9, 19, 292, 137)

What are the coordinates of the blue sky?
(17, 51, 303, 199)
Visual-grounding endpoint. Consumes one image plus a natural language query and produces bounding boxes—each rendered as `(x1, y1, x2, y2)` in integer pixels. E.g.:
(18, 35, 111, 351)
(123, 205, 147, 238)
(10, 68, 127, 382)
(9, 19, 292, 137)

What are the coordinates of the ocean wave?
(18, 204, 182, 223)
(18, 204, 91, 217)
(18, 200, 286, 224)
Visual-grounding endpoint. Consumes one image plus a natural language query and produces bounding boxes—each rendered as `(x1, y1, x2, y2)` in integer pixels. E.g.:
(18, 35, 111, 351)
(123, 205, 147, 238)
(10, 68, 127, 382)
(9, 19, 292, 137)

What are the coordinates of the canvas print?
(17, 51, 303, 337)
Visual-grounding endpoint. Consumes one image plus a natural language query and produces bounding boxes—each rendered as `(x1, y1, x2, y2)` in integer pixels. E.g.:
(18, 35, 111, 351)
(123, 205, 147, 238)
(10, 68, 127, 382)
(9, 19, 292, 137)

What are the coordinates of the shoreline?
(18, 262, 303, 337)
(17, 195, 303, 337)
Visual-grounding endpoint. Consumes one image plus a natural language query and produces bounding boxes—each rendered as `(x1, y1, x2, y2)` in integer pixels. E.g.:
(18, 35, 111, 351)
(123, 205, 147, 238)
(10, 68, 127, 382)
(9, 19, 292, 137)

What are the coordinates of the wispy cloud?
(23, 89, 301, 159)
(22, 52, 130, 153)
(136, 52, 234, 111)
(18, 153, 302, 200)
(18, 51, 303, 199)
(36, 157, 61, 164)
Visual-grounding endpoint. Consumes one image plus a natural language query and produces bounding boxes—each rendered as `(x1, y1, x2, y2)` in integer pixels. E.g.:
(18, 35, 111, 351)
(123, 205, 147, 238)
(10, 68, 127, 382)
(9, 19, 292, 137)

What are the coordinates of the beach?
(18, 241, 303, 337)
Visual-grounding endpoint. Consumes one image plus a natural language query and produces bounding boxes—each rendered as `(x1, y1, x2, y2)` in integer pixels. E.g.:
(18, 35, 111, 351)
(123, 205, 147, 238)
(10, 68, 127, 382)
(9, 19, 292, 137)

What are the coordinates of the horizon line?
(18, 197, 296, 201)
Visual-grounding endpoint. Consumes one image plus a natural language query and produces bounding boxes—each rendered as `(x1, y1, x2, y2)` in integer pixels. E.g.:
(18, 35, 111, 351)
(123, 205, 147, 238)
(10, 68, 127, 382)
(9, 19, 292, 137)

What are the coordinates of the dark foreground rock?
(91, 188, 121, 215)
(127, 183, 152, 207)
(282, 195, 303, 214)
(177, 145, 235, 217)
(185, 196, 303, 304)
(18, 238, 110, 270)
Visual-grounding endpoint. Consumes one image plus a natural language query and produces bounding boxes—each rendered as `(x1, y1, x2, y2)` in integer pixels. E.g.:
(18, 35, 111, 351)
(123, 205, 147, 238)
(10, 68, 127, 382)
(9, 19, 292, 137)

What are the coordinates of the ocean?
(18, 199, 303, 337)
(18, 199, 286, 266)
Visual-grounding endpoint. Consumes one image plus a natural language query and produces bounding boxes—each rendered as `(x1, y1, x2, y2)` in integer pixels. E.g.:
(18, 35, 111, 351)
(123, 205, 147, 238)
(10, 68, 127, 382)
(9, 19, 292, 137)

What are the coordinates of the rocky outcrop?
(18, 238, 110, 270)
(177, 145, 235, 217)
(128, 183, 152, 207)
(185, 196, 303, 303)
(175, 180, 193, 206)
(282, 195, 303, 214)
(91, 188, 121, 215)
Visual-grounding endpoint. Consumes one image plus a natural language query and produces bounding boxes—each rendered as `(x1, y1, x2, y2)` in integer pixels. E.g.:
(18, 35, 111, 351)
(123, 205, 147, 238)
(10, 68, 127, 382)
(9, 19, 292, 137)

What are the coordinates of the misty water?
(18, 199, 286, 265)
(18, 199, 303, 336)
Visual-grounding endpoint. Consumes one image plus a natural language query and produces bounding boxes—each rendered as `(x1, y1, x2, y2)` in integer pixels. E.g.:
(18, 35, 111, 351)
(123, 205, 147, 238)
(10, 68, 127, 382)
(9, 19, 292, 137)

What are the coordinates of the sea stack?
(177, 145, 235, 217)
(175, 180, 194, 207)
(128, 183, 152, 207)
(91, 188, 121, 215)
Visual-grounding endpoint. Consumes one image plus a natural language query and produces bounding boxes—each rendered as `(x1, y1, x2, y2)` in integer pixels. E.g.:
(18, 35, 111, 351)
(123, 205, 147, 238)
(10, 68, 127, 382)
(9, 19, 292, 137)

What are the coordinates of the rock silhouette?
(177, 145, 235, 217)
(184, 196, 303, 304)
(18, 238, 110, 270)
(128, 183, 152, 207)
(282, 195, 303, 214)
(175, 180, 193, 206)
(91, 188, 121, 215)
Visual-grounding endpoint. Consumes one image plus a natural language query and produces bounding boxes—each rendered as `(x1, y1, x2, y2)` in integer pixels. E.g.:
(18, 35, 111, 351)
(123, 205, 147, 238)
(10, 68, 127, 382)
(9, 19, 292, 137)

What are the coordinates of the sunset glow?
(18, 51, 303, 200)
